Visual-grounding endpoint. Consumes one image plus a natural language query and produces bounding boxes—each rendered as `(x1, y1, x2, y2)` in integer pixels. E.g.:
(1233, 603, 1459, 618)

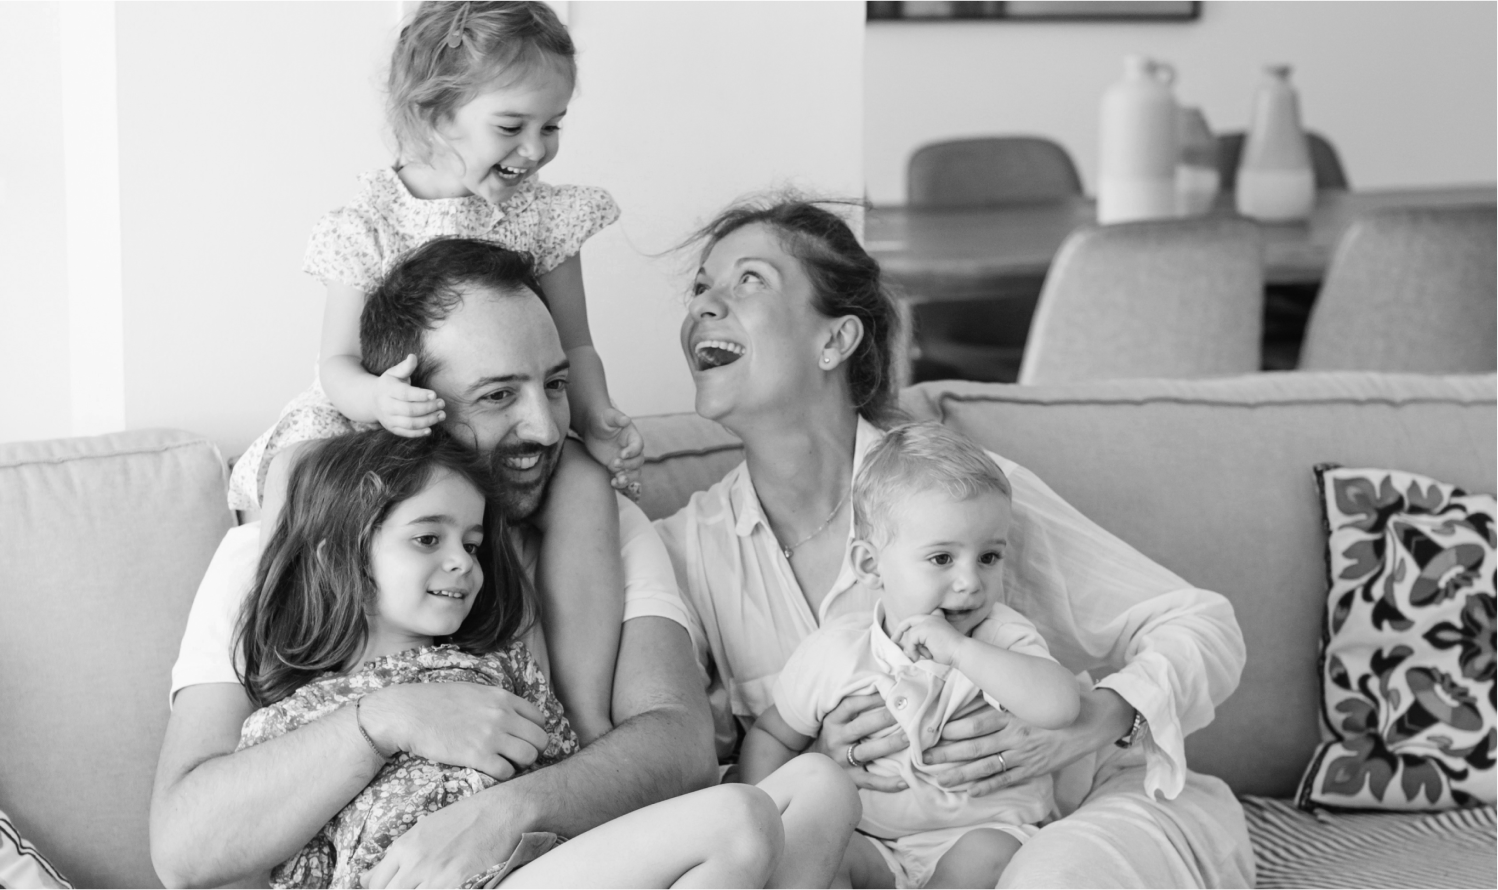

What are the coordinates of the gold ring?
(997, 752, 1007, 773)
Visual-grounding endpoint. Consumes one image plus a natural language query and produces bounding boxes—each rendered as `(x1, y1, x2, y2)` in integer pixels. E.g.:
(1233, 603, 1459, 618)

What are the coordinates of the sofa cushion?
(0, 429, 234, 889)
(0, 806, 71, 889)
(1242, 795, 1497, 888)
(1297, 465, 1494, 811)
(635, 412, 743, 521)
(900, 373, 1497, 797)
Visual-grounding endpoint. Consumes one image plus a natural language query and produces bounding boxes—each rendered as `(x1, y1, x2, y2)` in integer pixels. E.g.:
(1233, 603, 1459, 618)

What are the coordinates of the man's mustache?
(488, 441, 556, 470)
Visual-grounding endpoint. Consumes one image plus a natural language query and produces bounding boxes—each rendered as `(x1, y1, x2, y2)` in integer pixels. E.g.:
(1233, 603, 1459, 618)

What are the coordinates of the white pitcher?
(1098, 55, 1179, 224)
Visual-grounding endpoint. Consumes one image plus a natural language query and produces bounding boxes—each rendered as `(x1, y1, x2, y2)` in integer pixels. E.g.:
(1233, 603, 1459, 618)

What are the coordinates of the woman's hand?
(361, 683, 552, 780)
(923, 688, 1134, 796)
(807, 693, 909, 793)
(374, 354, 445, 438)
(362, 789, 521, 889)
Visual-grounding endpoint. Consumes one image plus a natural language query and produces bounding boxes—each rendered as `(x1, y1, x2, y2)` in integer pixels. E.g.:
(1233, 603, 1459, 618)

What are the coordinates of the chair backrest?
(907, 136, 1083, 208)
(1018, 217, 1265, 384)
(1217, 130, 1349, 191)
(1299, 204, 1497, 373)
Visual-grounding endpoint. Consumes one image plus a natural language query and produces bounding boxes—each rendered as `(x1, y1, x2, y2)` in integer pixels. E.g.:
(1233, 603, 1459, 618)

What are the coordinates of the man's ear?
(850, 538, 882, 588)
(819, 315, 865, 370)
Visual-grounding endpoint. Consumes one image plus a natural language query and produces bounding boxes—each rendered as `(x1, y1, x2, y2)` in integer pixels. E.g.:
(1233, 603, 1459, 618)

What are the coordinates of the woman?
(655, 195, 1255, 887)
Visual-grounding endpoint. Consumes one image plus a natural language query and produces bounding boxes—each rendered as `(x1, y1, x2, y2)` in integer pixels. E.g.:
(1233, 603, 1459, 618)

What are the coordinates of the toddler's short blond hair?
(853, 422, 1012, 547)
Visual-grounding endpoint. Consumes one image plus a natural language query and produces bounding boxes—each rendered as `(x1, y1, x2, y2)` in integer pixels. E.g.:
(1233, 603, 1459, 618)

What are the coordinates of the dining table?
(865, 184, 1498, 302)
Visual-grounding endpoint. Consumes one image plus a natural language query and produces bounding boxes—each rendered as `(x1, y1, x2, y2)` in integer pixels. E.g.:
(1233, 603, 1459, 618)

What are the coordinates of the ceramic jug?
(1098, 55, 1179, 224)
(1236, 65, 1315, 222)
(1176, 106, 1220, 216)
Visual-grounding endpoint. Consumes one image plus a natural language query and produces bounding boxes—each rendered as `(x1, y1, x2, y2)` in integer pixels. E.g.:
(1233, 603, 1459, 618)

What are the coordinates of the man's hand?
(361, 791, 518, 889)
(374, 354, 445, 438)
(363, 683, 552, 780)
(809, 693, 909, 793)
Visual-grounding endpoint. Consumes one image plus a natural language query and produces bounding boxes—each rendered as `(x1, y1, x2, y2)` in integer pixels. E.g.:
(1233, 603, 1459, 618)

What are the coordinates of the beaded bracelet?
(354, 696, 389, 761)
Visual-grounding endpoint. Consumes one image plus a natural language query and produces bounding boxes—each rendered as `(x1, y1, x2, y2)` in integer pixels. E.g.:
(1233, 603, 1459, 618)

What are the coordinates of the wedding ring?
(997, 753, 1008, 774)
(846, 744, 865, 768)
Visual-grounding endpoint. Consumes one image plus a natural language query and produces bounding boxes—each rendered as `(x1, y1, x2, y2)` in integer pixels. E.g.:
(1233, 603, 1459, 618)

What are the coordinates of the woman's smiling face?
(680, 223, 830, 425)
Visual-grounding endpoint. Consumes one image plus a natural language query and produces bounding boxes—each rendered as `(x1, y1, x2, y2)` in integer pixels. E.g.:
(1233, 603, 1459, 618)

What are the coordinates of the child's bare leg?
(755, 754, 862, 888)
(534, 441, 623, 745)
(500, 783, 783, 888)
(837, 835, 895, 889)
(260, 440, 314, 546)
(926, 828, 1022, 890)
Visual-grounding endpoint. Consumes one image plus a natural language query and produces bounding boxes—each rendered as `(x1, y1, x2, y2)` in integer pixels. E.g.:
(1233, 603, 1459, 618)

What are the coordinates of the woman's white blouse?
(654, 417, 1246, 800)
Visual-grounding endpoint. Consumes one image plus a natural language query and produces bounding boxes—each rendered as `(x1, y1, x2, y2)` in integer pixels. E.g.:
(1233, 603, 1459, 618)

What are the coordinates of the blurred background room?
(1, 0, 1492, 463)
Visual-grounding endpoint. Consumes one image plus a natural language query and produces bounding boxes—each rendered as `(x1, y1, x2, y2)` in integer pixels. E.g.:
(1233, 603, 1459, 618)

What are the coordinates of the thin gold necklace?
(777, 488, 850, 559)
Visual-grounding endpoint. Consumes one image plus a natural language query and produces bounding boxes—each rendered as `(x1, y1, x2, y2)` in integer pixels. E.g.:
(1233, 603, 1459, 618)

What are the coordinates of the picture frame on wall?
(867, 1, 1201, 22)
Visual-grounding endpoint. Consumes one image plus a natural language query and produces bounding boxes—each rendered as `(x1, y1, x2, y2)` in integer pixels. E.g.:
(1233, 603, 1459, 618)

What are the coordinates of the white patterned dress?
(237, 643, 578, 889)
(228, 168, 619, 510)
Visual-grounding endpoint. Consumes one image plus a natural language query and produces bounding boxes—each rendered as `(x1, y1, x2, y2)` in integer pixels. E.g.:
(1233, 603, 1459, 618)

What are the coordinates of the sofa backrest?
(634, 372, 1497, 798)
(0, 429, 234, 889)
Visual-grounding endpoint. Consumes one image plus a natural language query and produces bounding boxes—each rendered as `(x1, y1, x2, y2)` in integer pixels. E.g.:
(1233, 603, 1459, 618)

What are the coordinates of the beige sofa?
(2, 371, 1493, 888)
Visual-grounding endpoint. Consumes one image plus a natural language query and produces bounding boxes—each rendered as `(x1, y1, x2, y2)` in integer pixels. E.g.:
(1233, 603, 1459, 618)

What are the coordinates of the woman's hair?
(235, 428, 533, 707)
(681, 192, 908, 426)
(387, 1, 576, 165)
(853, 422, 1012, 548)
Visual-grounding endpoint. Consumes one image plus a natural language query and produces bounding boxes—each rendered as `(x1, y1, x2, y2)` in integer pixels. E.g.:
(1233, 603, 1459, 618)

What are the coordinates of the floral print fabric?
(226, 168, 619, 510)
(1298, 465, 1495, 811)
(237, 644, 578, 888)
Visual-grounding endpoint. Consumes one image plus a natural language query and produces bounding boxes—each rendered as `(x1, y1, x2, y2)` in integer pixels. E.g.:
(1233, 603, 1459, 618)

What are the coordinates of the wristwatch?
(1115, 709, 1149, 749)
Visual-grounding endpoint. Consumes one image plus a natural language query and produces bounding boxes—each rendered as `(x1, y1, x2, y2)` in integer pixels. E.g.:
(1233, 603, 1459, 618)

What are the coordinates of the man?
(150, 240, 719, 887)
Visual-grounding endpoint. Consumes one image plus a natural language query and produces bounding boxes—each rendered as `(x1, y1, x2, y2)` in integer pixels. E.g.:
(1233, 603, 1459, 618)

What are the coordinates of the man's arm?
(150, 683, 381, 887)
(362, 616, 718, 889)
(151, 679, 551, 888)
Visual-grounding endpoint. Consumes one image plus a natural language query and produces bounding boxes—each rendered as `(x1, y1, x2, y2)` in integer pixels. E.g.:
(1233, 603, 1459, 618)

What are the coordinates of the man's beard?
(486, 439, 562, 521)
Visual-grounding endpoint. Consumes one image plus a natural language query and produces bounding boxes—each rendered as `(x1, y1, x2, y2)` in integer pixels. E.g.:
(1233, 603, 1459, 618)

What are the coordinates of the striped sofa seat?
(1242, 797, 1497, 889)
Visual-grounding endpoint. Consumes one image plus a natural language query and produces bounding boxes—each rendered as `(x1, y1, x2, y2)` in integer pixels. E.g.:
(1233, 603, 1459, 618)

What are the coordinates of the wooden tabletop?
(865, 185, 1497, 302)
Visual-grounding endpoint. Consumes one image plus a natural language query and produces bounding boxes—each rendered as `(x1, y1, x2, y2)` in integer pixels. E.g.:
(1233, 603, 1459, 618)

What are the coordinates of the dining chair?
(907, 136, 1084, 208)
(1017, 217, 1265, 385)
(906, 136, 1084, 383)
(1217, 130, 1349, 191)
(1298, 205, 1497, 373)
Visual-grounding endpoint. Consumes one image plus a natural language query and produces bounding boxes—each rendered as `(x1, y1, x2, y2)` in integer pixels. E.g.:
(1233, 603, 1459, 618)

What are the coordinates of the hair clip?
(445, 2, 471, 49)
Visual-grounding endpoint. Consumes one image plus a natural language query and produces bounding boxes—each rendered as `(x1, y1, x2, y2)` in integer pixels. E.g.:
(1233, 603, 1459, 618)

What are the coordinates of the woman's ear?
(850, 538, 882, 588)
(819, 316, 865, 370)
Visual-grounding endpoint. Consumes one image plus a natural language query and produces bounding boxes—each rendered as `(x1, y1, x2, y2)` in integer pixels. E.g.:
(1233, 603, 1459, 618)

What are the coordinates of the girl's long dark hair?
(235, 429, 533, 707)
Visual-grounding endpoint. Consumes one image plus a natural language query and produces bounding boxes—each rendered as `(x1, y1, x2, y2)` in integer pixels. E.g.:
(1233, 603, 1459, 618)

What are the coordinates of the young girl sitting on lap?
(236, 428, 858, 888)
(740, 423, 1082, 890)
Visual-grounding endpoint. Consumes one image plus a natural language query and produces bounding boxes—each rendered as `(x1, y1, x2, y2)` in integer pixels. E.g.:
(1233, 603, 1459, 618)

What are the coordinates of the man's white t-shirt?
(171, 496, 691, 703)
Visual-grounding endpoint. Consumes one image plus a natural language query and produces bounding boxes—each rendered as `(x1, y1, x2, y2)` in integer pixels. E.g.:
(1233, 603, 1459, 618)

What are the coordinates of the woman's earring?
(821, 354, 833, 366)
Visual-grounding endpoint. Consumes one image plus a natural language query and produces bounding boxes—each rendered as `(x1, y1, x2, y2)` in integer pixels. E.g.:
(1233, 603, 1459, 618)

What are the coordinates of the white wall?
(2, 1, 863, 453)
(865, 0, 1497, 204)
(545, 0, 865, 419)
(0, 3, 71, 444)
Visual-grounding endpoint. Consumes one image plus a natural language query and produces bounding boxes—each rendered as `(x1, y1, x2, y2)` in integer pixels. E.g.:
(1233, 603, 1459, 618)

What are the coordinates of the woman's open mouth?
(494, 164, 529, 182)
(693, 339, 746, 371)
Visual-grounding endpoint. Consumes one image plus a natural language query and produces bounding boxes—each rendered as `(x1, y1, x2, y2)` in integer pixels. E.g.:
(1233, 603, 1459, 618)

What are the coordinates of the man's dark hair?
(360, 238, 547, 388)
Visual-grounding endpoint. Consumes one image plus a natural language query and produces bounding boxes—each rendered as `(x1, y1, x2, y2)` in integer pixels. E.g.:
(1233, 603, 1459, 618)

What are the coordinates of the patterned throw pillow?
(0, 807, 72, 889)
(1298, 465, 1496, 811)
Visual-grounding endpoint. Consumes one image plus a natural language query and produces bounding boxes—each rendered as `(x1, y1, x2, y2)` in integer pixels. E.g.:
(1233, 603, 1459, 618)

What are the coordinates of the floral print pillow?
(1297, 465, 1495, 811)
